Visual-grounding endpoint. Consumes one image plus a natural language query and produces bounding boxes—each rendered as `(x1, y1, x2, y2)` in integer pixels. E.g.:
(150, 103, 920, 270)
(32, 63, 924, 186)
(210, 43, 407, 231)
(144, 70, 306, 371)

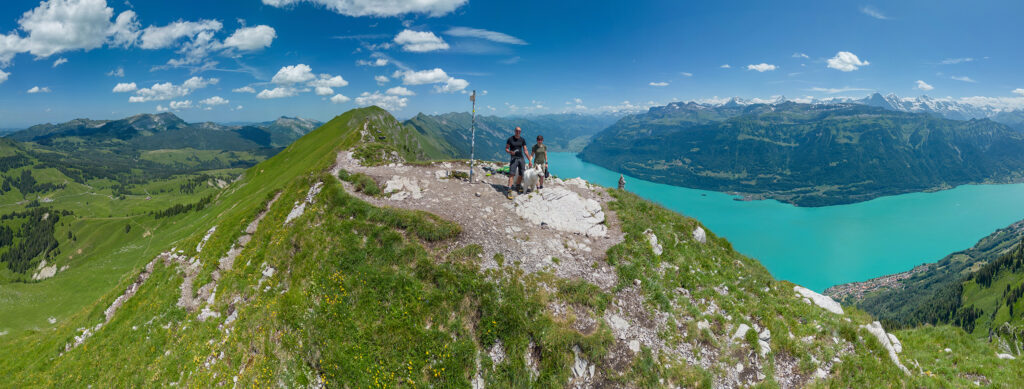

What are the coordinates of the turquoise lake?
(547, 152, 1024, 292)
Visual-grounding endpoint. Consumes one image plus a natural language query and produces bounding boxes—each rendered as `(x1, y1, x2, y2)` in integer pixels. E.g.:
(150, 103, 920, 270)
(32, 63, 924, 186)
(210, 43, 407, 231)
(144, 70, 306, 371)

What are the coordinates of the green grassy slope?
(0, 106, 1019, 387)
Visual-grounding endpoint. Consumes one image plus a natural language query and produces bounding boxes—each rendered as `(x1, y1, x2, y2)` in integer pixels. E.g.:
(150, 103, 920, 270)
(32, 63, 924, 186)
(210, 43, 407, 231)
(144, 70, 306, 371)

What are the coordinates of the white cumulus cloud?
(260, 0, 466, 17)
(112, 82, 137, 92)
(169, 100, 192, 110)
(393, 30, 449, 52)
(232, 86, 255, 93)
(308, 74, 348, 88)
(27, 86, 51, 93)
(397, 68, 450, 85)
(200, 96, 228, 105)
(374, 75, 390, 85)
(256, 87, 299, 99)
(330, 94, 350, 104)
(355, 91, 407, 111)
(222, 25, 276, 51)
(443, 27, 526, 45)
(1013, 88, 1024, 96)
(915, 80, 934, 91)
(360, 57, 391, 66)
(108, 9, 140, 47)
(183, 76, 218, 89)
(128, 76, 217, 102)
(435, 77, 468, 93)
(314, 86, 334, 96)
(139, 20, 222, 49)
(826, 51, 869, 71)
(271, 64, 315, 84)
(52, 57, 68, 67)
(386, 86, 415, 96)
(746, 63, 777, 72)
(649, 81, 669, 87)
(107, 67, 124, 77)
(9, 0, 116, 58)
(0, 70, 8, 84)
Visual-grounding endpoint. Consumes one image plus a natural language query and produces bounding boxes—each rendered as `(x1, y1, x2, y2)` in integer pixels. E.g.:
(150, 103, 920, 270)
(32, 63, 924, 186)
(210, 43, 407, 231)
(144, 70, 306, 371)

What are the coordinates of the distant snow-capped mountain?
(667, 93, 1024, 129)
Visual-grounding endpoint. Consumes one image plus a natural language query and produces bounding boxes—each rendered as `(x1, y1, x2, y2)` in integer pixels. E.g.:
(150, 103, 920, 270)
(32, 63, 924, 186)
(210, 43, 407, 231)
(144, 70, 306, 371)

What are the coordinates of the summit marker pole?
(470, 90, 476, 183)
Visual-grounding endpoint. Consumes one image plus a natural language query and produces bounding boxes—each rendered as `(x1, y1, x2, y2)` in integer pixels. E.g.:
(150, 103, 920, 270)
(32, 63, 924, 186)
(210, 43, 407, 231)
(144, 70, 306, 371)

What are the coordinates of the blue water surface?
(548, 152, 1024, 291)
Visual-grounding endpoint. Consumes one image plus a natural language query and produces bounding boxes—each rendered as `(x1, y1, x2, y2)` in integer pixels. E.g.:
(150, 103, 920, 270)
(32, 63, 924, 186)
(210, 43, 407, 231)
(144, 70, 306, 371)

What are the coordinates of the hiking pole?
(469, 90, 476, 184)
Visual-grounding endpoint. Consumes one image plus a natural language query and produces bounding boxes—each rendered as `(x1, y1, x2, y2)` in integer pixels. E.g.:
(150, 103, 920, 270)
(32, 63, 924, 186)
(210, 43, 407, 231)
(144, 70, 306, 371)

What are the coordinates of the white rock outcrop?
(513, 187, 607, 237)
(861, 321, 909, 374)
(732, 323, 751, 340)
(284, 181, 324, 225)
(644, 229, 663, 256)
(997, 353, 1016, 360)
(794, 286, 844, 315)
(563, 178, 590, 189)
(692, 226, 707, 243)
(383, 176, 423, 200)
(32, 264, 57, 280)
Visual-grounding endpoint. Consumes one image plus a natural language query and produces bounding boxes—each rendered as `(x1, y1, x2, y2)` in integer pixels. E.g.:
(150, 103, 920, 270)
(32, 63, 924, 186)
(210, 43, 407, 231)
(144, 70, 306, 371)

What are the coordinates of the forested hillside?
(834, 219, 1024, 356)
(580, 102, 1024, 206)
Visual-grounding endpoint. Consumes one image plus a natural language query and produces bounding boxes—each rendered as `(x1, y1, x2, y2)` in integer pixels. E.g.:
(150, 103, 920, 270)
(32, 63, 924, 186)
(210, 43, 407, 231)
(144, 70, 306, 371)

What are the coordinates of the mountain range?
(705, 93, 1024, 130)
(580, 101, 1024, 206)
(8, 113, 322, 151)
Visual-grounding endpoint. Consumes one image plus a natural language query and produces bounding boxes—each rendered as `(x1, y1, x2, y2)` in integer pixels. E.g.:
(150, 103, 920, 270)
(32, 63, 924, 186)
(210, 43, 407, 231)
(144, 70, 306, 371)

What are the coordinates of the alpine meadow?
(2, 1, 1024, 388)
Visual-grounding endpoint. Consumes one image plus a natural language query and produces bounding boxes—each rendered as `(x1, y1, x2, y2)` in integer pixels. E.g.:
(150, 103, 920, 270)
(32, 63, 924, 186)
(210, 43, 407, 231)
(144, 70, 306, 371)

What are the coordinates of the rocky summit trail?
(336, 151, 624, 291)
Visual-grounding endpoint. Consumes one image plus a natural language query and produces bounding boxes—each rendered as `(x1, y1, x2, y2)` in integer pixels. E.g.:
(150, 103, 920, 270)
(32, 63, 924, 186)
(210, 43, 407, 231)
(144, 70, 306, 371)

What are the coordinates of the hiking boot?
(506, 190, 514, 200)
(538, 185, 544, 190)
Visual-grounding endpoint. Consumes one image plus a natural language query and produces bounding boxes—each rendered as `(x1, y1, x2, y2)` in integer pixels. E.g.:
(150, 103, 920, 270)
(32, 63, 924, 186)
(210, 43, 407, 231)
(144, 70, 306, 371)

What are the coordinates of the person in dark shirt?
(531, 135, 548, 189)
(505, 126, 532, 198)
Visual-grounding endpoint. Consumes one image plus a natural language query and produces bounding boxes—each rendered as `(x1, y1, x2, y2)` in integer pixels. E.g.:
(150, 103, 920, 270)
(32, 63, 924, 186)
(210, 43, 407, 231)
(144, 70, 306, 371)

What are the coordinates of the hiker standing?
(531, 135, 548, 190)
(505, 126, 532, 199)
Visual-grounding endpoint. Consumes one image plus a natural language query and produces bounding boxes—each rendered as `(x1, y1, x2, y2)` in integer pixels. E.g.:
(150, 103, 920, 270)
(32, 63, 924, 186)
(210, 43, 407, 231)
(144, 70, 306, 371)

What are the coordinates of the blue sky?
(0, 0, 1022, 127)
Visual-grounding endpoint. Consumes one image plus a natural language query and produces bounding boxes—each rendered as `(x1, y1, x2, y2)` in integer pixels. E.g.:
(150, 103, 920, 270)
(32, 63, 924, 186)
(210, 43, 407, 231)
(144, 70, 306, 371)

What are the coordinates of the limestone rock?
(563, 178, 589, 189)
(794, 286, 844, 315)
(692, 226, 707, 243)
(860, 321, 909, 375)
(643, 229, 663, 256)
(513, 187, 607, 237)
(997, 353, 1016, 360)
(384, 176, 423, 200)
(887, 333, 902, 354)
(32, 264, 57, 280)
(732, 323, 751, 340)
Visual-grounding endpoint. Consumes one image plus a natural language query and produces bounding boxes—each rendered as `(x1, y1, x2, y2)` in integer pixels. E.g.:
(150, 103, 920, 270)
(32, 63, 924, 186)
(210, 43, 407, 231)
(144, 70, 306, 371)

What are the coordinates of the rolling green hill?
(580, 102, 1024, 206)
(0, 106, 1020, 387)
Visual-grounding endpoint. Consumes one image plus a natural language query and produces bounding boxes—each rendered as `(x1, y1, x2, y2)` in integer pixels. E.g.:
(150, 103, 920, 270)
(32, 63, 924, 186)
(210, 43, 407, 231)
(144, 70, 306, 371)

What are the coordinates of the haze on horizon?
(0, 0, 1022, 127)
